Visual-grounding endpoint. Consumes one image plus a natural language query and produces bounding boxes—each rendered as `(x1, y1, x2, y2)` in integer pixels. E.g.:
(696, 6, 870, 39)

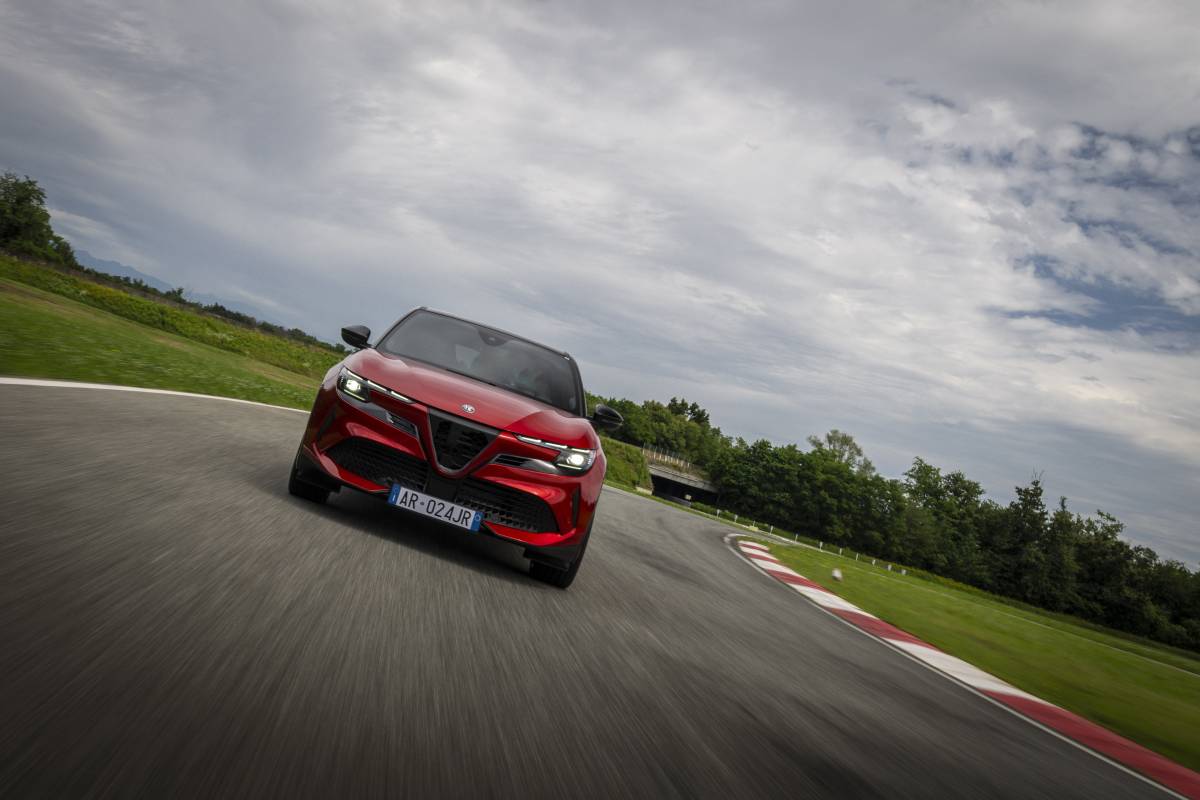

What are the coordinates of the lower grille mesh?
(324, 437, 558, 533)
(325, 437, 428, 491)
(457, 479, 558, 533)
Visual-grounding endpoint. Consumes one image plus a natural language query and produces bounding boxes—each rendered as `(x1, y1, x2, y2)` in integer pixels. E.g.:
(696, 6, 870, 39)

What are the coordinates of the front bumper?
(298, 379, 602, 557)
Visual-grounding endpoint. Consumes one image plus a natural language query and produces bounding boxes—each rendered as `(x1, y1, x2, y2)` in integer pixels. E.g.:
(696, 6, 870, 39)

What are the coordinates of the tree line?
(594, 393, 1200, 652)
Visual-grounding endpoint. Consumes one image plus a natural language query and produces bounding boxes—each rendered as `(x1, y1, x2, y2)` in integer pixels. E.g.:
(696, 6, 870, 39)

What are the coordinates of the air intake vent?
(387, 412, 418, 437)
(493, 454, 530, 468)
(457, 479, 558, 532)
(325, 437, 428, 491)
(429, 410, 496, 471)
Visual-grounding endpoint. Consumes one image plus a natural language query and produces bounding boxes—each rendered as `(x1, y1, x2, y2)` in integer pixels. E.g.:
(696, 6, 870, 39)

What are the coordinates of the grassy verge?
(0, 277, 317, 409)
(0, 254, 340, 378)
(600, 436, 652, 490)
(762, 540, 1200, 771)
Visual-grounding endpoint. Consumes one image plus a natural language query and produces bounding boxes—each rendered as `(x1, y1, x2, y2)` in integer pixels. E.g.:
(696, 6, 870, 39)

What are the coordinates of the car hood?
(349, 349, 597, 449)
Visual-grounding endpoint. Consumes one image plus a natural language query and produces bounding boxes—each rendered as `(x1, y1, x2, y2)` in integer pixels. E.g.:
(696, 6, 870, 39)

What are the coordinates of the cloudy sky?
(2, 0, 1198, 562)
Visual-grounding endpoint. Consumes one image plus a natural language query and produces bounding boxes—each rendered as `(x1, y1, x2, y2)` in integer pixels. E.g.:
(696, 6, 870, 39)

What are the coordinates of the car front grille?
(456, 478, 558, 533)
(324, 436, 558, 533)
(429, 410, 495, 471)
(325, 437, 428, 491)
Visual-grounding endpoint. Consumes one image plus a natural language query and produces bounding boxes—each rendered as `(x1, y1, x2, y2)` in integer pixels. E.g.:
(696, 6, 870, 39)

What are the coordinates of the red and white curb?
(731, 536, 1200, 799)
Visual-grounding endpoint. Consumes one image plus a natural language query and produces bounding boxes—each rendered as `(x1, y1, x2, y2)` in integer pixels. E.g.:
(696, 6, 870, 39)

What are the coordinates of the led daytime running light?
(516, 434, 568, 451)
(338, 367, 413, 404)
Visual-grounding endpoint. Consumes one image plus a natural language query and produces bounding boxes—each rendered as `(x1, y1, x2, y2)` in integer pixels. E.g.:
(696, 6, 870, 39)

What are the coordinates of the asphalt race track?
(0, 384, 1167, 798)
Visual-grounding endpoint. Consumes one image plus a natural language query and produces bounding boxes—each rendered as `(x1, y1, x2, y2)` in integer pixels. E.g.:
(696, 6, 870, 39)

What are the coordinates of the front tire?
(288, 451, 330, 504)
(530, 521, 591, 589)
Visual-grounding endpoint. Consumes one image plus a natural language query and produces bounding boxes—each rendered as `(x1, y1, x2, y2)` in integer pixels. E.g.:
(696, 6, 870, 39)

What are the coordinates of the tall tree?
(0, 173, 77, 266)
(807, 429, 875, 476)
(1033, 498, 1081, 611)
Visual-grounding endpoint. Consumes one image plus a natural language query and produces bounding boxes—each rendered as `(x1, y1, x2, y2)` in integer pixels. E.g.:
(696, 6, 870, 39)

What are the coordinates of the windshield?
(378, 311, 582, 415)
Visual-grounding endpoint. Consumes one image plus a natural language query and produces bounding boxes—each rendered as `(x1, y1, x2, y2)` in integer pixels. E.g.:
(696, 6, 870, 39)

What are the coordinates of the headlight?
(554, 447, 596, 473)
(337, 368, 370, 402)
(337, 367, 414, 404)
(515, 434, 597, 474)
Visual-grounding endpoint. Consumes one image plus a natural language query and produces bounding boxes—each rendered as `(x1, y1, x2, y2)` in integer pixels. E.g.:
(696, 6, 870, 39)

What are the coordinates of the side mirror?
(590, 404, 623, 431)
(341, 324, 371, 349)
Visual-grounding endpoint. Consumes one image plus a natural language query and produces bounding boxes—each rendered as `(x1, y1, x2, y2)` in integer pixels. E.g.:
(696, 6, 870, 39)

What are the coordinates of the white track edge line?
(0, 377, 308, 413)
(722, 533, 1184, 799)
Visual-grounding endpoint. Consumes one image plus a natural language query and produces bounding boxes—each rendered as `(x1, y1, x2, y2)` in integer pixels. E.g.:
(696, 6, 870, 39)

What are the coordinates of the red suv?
(288, 308, 622, 588)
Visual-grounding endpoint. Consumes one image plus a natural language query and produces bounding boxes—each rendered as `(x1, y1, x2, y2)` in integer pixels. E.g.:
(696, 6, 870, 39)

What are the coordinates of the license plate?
(387, 484, 484, 532)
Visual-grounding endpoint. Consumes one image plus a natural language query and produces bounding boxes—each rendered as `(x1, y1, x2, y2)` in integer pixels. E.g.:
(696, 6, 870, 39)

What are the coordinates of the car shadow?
(244, 459, 546, 589)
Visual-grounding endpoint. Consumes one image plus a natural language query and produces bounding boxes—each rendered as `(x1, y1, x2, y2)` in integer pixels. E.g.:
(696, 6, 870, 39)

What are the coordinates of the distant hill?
(75, 250, 173, 293)
(184, 290, 276, 323)
(74, 250, 274, 323)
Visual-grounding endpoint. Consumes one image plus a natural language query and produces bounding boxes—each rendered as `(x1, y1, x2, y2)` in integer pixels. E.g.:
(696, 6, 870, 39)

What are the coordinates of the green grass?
(0, 254, 341, 379)
(600, 436, 652, 490)
(763, 540, 1200, 771)
(0, 277, 318, 409)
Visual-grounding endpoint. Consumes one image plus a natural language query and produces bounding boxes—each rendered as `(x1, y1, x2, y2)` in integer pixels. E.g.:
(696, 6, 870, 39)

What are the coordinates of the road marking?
(745, 552, 784, 565)
(0, 377, 308, 413)
(888, 640, 1042, 701)
(728, 534, 1199, 800)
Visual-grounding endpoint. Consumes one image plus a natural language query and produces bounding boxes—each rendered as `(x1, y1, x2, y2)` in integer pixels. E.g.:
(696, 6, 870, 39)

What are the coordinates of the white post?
(819, 542, 823, 549)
